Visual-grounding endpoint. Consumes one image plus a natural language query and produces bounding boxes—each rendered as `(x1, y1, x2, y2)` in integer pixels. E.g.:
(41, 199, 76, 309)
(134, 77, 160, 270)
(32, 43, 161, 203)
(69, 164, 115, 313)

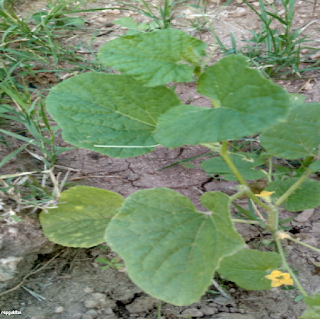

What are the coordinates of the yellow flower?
(265, 270, 294, 287)
(255, 191, 275, 198)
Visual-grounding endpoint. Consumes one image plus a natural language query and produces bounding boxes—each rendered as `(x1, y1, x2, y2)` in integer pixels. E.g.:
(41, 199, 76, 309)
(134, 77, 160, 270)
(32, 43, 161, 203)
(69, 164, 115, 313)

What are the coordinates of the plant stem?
(157, 300, 162, 319)
(220, 141, 274, 214)
(275, 169, 313, 207)
(287, 236, 320, 254)
(275, 237, 308, 297)
(231, 219, 260, 225)
(301, 156, 314, 168)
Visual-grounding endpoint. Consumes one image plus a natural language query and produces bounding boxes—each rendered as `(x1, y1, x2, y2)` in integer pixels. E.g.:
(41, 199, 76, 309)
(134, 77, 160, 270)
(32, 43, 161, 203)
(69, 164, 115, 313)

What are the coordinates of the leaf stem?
(287, 236, 320, 254)
(220, 141, 274, 214)
(301, 156, 314, 168)
(231, 219, 261, 225)
(157, 300, 162, 319)
(275, 169, 313, 207)
(275, 237, 308, 297)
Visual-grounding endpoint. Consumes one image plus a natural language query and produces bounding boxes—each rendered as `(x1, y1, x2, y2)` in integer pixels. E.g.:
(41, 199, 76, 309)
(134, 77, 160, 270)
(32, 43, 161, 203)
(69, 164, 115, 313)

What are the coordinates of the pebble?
(294, 209, 315, 223)
(84, 287, 94, 293)
(201, 305, 218, 315)
(211, 313, 256, 319)
(181, 308, 204, 317)
(85, 310, 98, 318)
(71, 314, 82, 319)
(213, 296, 232, 306)
(311, 51, 320, 60)
(54, 306, 64, 313)
(232, 8, 247, 17)
(84, 300, 99, 308)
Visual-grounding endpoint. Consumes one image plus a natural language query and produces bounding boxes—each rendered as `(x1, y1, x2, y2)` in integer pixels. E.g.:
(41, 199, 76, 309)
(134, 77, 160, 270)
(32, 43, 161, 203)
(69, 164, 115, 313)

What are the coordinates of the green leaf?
(98, 29, 206, 87)
(260, 103, 320, 159)
(265, 178, 320, 212)
(39, 186, 124, 248)
(309, 161, 320, 172)
(218, 249, 282, 290)
(114, 17, 139, 29)
(202, 153, 265, 181)
(105, 189, 244, 306)
(46, 73, 182, 158)
(305, 295, 320, 306)
(300, 307, 320, 319)
(289, 93, 306, 106)
(155, 55, 290, 147)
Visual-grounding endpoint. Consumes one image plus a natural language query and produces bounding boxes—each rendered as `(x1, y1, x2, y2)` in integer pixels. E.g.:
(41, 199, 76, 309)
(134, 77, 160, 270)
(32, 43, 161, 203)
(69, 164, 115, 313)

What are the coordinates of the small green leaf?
(309, 161, 320, 172)
(260, 103, 320, 159)
(265, 178, 320, 212)
(202, 153, 265, 181)
(114, 17, 139, 29)
(98, 29, 206, 87)
(300, 307, 320, 319)
(46, 73, 182, 158)
(218, 249, 282, 290)
(105, 189, 244, 306)
(305, 295, 320, 306)
(294, 295, 304, 302)
(39, 186, 124, 248)
(155, 55, 290, 147)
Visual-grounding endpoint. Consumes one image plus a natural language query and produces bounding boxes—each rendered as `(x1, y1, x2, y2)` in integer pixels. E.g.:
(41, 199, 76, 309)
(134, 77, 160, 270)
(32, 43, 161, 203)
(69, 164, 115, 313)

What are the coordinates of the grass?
(207, 0, 320, 77)
(0, 0, 107, 220)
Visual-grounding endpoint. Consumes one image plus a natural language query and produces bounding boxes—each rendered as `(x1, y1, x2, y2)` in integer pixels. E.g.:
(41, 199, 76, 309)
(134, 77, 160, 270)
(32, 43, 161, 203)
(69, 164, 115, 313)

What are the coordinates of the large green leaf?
(260, 103, 320, 159)
(300, 307, 320, 319)
(310, 161, 320, 172)
(155, 55, 290, 147)
(265, 178, 320, 212)
(202, 153, 265, 181)
(98, 29, 206, 87)
(105, 189, 244, 305)
(46, 73, 182, 158)
(218, 249, 282, 290)
(305, 295, 320, 307)
(39, 186, 124, 248)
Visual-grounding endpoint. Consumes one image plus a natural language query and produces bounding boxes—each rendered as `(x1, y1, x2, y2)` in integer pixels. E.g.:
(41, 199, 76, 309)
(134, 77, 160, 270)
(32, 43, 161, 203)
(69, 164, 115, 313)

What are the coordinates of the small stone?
(110, 9, 121, 15)
(54, 306, 64, 313)
(71, 314, 82, 319)
(301, 49, 309, 54)
(211, 313, 256, 319)
(85, 310, 98, 318)
(219, 10, 229, 19)
(104, 308, 114, 315)
(0, 256, 23, 281)
(229, 288, 236, 293)
(181, 308, 204, 317)
(311, 51, 320, 60)
(270, 313, 282, 319)
(294, 209, 315, 223)
(126, 296, 157, 313)
(84, 299, 99, 308)
(232, 7, 247, 17)
(84, 287, 94, 294)
(213, 296, 232, 306)
(201, 305, 218, 315)
(82, 314, 93, 319)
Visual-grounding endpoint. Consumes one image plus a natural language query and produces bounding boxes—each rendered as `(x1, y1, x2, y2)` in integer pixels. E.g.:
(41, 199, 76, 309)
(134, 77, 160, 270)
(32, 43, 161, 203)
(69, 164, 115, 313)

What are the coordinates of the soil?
(1, 0, 320, 318)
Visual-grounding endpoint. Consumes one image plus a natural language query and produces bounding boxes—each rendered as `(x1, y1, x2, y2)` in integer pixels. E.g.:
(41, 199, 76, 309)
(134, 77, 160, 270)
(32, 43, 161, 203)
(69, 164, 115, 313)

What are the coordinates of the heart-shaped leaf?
(260, 103, 320, 159)
(39, 186, 124, 248)
(155, 55, 290, 147)
(46, 73, 182, 158)
(202, 153, 265, 181)
(105, 189, 244, 305)
(218, 249, 281, 290)
(98, 29, 206, 87)
(265, 178, 320, 212)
